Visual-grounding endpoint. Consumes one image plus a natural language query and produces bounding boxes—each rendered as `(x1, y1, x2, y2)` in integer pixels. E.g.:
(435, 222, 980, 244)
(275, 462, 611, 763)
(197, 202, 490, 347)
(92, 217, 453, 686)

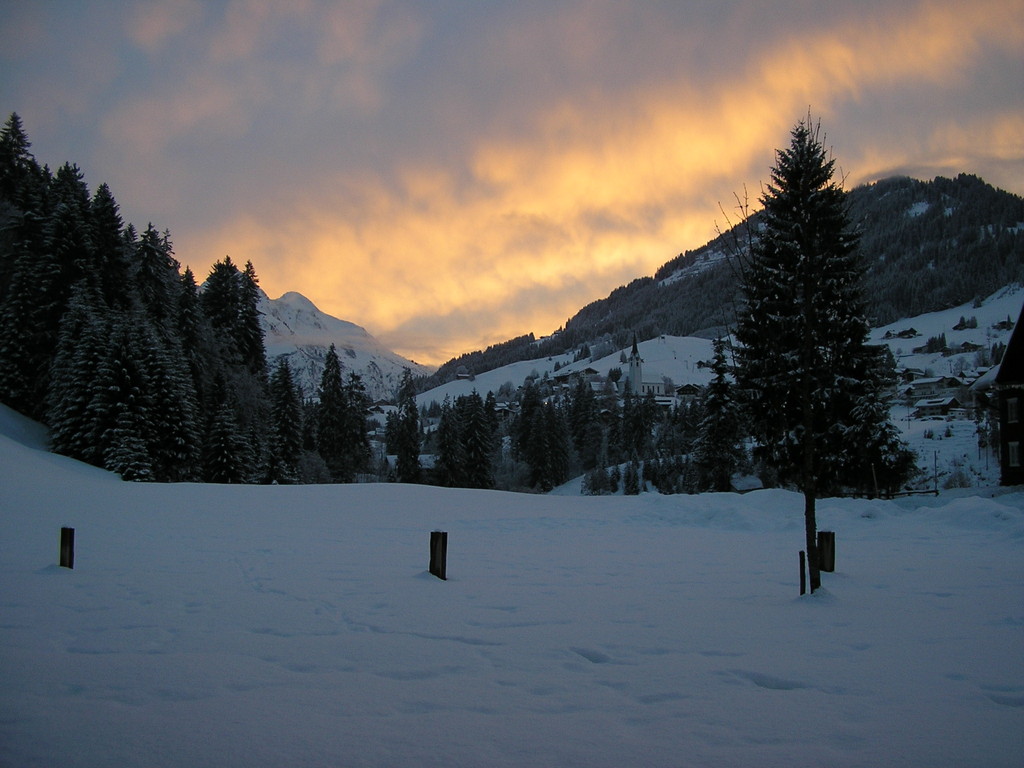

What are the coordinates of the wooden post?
(429, 531, 447, 580)
(60, 527, 75, 569)
(799, 550, 806, 596)
(817, 531, 836, 572)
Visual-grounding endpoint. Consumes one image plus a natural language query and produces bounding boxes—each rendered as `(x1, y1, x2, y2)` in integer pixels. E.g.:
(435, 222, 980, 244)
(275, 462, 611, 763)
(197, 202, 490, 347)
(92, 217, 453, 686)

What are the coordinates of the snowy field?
(1, 404, 1023, 767)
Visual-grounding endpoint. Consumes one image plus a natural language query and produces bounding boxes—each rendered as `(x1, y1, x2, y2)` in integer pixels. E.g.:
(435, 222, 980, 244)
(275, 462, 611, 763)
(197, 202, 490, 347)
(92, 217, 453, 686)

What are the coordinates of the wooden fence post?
(817, 531, 835, 572)
(429, 531, 448, 580)
(799, 550, 806, 596)
(60, 527, 75, 569)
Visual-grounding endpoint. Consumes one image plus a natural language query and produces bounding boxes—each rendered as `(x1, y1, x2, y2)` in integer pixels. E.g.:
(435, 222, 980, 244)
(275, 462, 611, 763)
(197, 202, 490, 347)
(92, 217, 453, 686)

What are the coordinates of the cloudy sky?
(2, 1, 1021, 365)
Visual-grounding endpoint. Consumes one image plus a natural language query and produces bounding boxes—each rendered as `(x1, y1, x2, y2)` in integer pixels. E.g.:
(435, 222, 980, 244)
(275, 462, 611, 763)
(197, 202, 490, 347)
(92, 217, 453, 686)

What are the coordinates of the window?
(1009, 396, 1020, 424)
(1010, 441, 1021, 468)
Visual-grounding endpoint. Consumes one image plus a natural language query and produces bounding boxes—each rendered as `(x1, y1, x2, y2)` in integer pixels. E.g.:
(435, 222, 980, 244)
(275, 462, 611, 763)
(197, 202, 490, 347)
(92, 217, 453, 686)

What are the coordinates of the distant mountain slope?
(423, 174, 1024, 387)
(417, 335, 716, 408)
(260, 291, 432, 401)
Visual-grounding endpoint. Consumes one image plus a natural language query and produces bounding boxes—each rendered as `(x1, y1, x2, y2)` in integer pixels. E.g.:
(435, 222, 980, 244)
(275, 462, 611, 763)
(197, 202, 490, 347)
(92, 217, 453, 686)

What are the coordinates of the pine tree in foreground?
(735, 116, 910, 592)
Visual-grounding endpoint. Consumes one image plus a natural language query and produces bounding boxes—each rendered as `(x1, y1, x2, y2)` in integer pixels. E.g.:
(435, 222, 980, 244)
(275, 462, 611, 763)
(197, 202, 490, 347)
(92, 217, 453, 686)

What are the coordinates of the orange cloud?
(128, 0, 204, 53)
(163, 0, 1024, 365)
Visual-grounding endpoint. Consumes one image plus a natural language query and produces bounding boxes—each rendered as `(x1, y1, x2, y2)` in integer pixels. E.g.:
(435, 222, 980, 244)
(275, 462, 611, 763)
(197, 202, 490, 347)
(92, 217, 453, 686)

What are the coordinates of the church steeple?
(628, 333, 643, 394)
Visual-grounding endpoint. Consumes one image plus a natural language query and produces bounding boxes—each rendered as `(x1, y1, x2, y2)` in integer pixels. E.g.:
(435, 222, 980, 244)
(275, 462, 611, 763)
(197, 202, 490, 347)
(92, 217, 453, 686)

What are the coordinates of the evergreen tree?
(568, 377, 602, 470)
(393, 368, 421, 483)
(141, 326, 201, 482)
(316, 344, 348, 481)
(47, 281, 109, 462)
(623, 456, 641, 495)
(200, 256, 241, 335)
(0, 113, 43, 210)
(133, 224, 179, 332)
(339, 371, 371, 481)
(89, 183, 132, 310)
(693, 338, 747, 492)
(735, 117, 908, 591)
(201, 376, 249, 483)
(238, 260, 267, 378)
(458, 391, 495, 489)
(434, 397, 466, 487)
(177, 266, 207, 399)
(266, 357, 303, 483)
(87, 315, 156, 479)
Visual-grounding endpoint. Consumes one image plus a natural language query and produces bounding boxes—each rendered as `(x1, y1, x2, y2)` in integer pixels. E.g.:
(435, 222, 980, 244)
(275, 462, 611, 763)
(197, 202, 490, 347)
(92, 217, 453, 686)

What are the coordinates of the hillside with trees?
(422, 173, 1024, 386)
(0, 113, 372, 484)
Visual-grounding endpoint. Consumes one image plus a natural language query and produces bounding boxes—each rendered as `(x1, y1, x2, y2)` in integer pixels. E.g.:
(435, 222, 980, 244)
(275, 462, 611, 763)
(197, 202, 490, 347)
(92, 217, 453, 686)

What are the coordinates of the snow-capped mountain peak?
(259, 290, 431, 401)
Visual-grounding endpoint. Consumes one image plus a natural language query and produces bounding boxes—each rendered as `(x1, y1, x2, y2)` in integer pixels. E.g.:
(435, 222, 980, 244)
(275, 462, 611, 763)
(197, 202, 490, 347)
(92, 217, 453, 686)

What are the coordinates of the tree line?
(0, 113, 373, 483)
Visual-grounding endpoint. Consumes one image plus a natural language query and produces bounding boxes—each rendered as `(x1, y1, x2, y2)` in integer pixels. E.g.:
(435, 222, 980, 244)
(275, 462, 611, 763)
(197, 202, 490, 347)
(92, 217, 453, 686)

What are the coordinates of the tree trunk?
(800, 319, 821, 593)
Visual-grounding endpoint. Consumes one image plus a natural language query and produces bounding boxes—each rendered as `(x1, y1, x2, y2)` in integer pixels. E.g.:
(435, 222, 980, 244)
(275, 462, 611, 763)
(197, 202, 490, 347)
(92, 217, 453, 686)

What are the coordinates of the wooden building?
(995, 307, 1024, 485)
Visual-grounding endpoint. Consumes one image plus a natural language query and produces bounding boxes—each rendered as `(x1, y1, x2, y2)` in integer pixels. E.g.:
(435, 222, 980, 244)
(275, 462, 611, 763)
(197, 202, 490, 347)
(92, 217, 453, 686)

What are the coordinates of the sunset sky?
(1, 1, 1021, 366)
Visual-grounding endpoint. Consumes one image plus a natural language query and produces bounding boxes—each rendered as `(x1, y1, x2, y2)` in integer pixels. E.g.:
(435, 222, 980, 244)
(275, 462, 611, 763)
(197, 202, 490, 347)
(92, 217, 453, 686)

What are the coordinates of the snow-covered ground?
(870, 283, 1024, 377)
(2, 403, 1022, 767)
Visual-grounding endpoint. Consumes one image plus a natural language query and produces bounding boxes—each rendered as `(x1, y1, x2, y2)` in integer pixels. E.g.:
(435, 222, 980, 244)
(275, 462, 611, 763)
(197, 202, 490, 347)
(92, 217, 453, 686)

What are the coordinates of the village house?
(994, 307, 1024, 484)
(913, 396, 961, 419)
(904, 375, 964, 400)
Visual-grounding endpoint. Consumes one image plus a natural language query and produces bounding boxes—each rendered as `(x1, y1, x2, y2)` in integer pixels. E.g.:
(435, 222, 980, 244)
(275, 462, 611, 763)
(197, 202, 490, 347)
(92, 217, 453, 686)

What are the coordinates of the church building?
(626, 335, 667, 397)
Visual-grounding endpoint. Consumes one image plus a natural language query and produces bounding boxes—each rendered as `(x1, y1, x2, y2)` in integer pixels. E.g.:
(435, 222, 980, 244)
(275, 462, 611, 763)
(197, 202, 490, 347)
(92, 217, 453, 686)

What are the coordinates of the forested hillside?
(423, 174, 1024, 387)
(0, 114, 373, 484)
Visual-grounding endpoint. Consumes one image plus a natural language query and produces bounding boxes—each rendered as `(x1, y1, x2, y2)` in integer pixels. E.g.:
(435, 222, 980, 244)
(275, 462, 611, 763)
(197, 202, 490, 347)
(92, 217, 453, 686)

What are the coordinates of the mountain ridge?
(419, 173, 1024, 389)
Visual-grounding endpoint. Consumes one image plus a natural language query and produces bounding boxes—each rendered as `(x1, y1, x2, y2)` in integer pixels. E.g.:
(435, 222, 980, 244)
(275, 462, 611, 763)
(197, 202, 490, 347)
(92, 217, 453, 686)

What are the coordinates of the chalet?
(994, 306, 1024, 485)
(906, 376, 963, 399)
(882, 327, 920, 340)
(675, 383, 701, 403)
(898, 367, 927, 383)
(552, 366, 599, 387)
(913, 396, 961, 419)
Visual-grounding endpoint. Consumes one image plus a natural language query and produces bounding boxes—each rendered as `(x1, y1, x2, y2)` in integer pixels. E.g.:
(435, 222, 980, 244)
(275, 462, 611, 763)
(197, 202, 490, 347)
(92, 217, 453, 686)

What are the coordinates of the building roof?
(995, 305, 1024, 384)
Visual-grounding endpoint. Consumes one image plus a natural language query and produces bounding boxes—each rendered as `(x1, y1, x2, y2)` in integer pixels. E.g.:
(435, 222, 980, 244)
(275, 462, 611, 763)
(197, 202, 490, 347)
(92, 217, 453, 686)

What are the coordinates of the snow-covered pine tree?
(47, 281, 109, 463)
(735, 116, 907, 592)
(315, 346, 370, 483)
(89, 183, 132, 311)
(568, 377, 602, 471)
(458, 391, 495, 489)
(515, 380, 569, 491)
(200, 256, 240, 333)
(693, 338, 747, 492)
(393, 368, 421, 484)
(238, 260, 267, 379)
(266, 357, 303, 484)
(434, 396, 466, 487)
(87, 315, 157, 480)
(316, 344, 348, 481)
(133, 224, 179, 333)
(339, 371, 371, 481)
(201, 377, 249, 484)
(141, 326, 201, 482)
(104, 407, 154, 482)
(0, 113, 43, 212)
